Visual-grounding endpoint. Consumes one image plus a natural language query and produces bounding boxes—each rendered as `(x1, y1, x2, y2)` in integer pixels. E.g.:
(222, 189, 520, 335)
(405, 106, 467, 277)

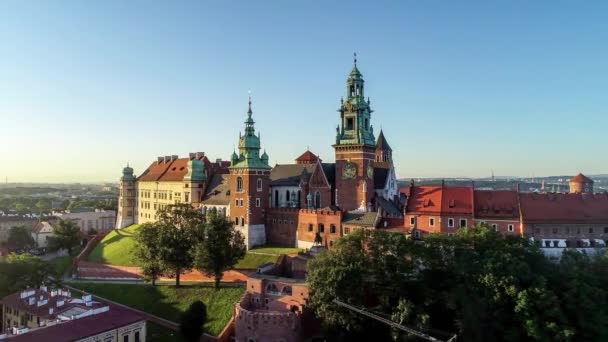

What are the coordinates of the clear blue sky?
(1, 1, 607, 182)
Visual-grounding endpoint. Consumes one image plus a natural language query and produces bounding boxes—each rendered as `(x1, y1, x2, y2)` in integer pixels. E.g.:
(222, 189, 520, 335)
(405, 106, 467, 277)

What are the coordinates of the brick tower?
(115, 164, 137, 229)
(334, 54, 377, 211)
(229, 96, 271, 249)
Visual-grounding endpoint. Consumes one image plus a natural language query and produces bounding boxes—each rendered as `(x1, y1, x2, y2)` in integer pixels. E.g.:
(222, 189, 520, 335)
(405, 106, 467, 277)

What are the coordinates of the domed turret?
(231, 150, 239, 166)
(261, 150, 269, 165)
(121, 164, 136, 182)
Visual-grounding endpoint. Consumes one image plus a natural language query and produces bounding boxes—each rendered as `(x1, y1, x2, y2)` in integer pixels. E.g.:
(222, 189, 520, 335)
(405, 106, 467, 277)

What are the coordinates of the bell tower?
(334, 54, 376, 211)
(116, 164, 137, 229)
(229, 96, 272, 249)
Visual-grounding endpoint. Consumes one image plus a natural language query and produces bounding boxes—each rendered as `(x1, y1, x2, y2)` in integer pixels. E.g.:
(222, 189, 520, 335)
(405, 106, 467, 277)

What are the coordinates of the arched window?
(257, 178, 262, 192)
(240, 217, 245, 226)
(315, 191, 321, 209)
(274, 190, 279, 208)
(236, 177, 243, 192)
(281, 286, 292, 295)
(285, 190, 290, 204)
(290, 191, 297, 207)
(266, 283, 279, 295)
(330, 224, 336, 234)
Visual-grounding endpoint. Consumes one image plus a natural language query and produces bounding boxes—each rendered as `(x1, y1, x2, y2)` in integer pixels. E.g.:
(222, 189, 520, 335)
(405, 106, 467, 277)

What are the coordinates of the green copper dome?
(184, 159, 206, 182)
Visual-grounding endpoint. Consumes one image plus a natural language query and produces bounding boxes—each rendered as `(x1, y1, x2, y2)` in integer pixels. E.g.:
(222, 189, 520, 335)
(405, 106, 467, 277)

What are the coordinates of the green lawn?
(48, 255, 74, 277)
(235, 253, 278, 269)
(248, 245, 303, 255)
(72, 283, 244, 336)
(147, 322, 185, 342)
(86, 224, 141, 266)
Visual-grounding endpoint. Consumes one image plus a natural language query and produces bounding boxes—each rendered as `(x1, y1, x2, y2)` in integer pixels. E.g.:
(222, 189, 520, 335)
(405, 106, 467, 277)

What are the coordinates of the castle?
(116, 59, 608, 251)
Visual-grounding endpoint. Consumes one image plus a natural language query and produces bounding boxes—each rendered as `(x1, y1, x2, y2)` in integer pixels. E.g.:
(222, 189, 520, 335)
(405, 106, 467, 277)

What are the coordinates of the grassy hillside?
(73, 283, 244, 336)
(86, 224, 141, 266)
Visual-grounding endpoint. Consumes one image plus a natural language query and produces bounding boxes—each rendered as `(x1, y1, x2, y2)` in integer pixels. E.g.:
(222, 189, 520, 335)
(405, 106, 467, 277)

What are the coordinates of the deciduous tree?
(6, 225, 34, 251)
(48, 219, 81, 255)
(194, 211, 245, 288)
(133, 223, 164, 286)
(180, 300, 207, 342)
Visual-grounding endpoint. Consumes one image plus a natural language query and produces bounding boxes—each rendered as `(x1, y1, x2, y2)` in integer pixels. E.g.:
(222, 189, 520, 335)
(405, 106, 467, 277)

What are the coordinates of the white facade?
(270, 186, 301, 208)
(31, 222, 54, 248)
(54, 210, 116, 233)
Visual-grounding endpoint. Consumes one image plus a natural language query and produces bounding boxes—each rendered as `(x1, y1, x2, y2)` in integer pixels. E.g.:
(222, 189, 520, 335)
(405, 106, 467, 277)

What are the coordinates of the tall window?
(447, 218, 454, 228)
(429, 217, 435, 227)
(315, 192, 321, 209)
(257, 178, 262, 192)
(330, 224, 336, 234)
(318, 224, 325, 233)
(240, 217, 245, 226)
(256, 198, 261, 207)
(459, 219, 467, 228)
(274, 190, 279, 207)
(508, 224, 514, 232)
(236, 177, 243, 192)
(410, 217, 416, 225)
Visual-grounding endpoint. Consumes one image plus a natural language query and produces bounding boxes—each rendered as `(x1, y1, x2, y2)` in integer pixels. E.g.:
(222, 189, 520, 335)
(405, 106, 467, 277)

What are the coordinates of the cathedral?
(115, 58, 608, 251)
(116, 58, 402, 249)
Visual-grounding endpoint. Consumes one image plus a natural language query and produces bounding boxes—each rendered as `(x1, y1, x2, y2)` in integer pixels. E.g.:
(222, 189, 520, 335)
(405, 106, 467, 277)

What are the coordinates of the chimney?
(157, 157, 163, 164)
(216, 158, 222, 163)
(57, 300, 65, 307)
(195, 152, 205, 160)
(171, 155, 178, 161)
(189, 153, 196, 160)
(49, 307, 54, 315)
(164, 156, 171, 163)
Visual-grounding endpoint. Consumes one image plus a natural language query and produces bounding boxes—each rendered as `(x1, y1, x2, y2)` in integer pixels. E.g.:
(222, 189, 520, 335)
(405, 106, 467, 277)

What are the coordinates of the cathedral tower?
(115, 164, 137, 229)
(334, 55, 377, 211)
(229, 97, 271, 248)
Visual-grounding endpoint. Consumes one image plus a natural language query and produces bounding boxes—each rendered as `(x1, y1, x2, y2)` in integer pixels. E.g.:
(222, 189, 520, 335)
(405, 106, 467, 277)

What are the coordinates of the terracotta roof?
(8, 304, 144, 342)
(375, 130, 392, 151)
(519, 192, 608, 224)
(570, 173, 593, 183)
(474, 190, 520, 219)
(342, 211, 378, 227)
(32, 221, 54, 234)
(295, 150, 320, 163)
(405, 186, 473, 215)
(201, 174, 231, 206)
(138, 155, 212, 182)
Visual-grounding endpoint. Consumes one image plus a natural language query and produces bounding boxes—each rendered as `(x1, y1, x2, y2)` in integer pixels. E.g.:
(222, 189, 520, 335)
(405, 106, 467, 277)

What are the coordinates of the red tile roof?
(138, 155, 213, 182)
(474, 190, 520, 219)
(8, 305, 145, 342)
(295, 150, 319, 164)
(0, 289, 102, 320)
(405, 186, 473, 215)
(570, 173, 593, 183)
(519, 192, 608, 224)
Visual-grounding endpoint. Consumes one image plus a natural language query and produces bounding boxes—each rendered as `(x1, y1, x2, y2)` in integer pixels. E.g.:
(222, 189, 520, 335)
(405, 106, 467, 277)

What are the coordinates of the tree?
(0, 253, 52, 298)
(194, 211, 245, 288)
(48, 219, 81, 255)
(35, 199, 51, 216)
(180, 300, 207, 342)
(6, 225, 34, 251)
(155, 204, 206, 287)
(133, 223, 164, 286)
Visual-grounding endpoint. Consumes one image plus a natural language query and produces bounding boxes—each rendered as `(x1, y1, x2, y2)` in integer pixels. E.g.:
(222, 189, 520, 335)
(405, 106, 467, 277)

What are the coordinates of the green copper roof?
(230, 97, 271, 170)
(184, 159, 206, 182)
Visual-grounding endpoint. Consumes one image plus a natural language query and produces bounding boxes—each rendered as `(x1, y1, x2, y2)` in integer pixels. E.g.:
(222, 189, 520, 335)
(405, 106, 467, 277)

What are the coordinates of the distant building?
(0, 287, 146, 341)
(53, 209, 116, 233)
(0, 217, 37, 245)
(569, 173, 594, 194)
(31, 221, 54, 249)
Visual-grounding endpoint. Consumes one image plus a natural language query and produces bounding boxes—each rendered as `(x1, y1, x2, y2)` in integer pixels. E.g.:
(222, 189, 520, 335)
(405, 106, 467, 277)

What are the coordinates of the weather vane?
(354, 52, 357, 66)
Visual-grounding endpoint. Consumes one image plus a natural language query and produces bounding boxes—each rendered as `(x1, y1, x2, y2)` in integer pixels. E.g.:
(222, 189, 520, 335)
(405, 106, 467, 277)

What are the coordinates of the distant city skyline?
(1, 1, 607, 182)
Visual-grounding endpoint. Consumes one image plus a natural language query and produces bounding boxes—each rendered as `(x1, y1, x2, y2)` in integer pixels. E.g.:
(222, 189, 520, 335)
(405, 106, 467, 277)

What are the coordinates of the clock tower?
(334, 54, 376, 211)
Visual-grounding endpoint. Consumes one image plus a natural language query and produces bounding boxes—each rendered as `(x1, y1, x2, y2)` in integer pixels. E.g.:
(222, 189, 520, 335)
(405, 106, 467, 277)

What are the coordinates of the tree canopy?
(48, 219, 81, 255)
(307, 227, 608, 342)
(193, 211, 246, 288)
(180, 300, 207, 342)
(133, 223, 164, 286)
(6, 225, 35, 251)
(0, 254, 53, 298)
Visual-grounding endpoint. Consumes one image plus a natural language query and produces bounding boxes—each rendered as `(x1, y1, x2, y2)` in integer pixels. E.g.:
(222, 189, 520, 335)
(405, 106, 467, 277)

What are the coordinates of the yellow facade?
(3, 304, 39, 330)
(136, 180, 204, 224)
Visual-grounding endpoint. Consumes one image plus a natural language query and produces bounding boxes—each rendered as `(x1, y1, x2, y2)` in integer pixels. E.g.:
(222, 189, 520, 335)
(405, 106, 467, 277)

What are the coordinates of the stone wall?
(265, 208, 299, 246)
(234, 293, 302, 342)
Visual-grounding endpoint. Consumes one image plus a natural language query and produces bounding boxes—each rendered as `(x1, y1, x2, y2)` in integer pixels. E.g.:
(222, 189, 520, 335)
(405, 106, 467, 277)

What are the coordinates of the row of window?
(236, 177, 264, 193)
(235, 198, 262, 207)
(534, 227, 608, 235)
(409, 217, 516, 232)
(307, 223, 338, 234)
(234, 217, 246, 226)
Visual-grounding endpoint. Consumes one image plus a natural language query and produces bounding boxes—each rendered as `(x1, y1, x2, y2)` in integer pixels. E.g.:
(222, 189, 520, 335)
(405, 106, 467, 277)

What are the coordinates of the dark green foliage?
(48, 219, 81, 255)
(133, 224, 164, 286)
(0, 254, 52, 298)
(180, 300, 207, 341)
(193, 211, 246, 288)
(6, 225, 34, 251)
(307, 226, 608, 342)
(135, 204, 206, 287)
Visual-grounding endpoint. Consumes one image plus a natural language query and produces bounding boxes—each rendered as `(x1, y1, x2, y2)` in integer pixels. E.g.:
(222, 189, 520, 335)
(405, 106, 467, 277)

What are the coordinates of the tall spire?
(244, 93, 255, 136)
(353, 52, 357, 66)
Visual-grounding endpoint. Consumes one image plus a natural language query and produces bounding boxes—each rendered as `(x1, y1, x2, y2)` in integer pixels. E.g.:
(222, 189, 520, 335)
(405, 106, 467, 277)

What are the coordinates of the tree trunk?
(214, 274, 221, 289)
(151, 277, 156, 287)
(176, 271, 181, 287)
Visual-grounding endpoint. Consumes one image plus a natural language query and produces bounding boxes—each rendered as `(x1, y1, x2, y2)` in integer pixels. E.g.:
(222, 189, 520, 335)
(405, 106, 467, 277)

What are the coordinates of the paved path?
(76, 261, 249, 283)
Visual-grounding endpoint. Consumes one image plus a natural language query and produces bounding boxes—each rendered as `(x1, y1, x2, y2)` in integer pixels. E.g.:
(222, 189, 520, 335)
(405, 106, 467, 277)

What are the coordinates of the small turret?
(261, 150, 269, 165)
(231, 150, 239, 166)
